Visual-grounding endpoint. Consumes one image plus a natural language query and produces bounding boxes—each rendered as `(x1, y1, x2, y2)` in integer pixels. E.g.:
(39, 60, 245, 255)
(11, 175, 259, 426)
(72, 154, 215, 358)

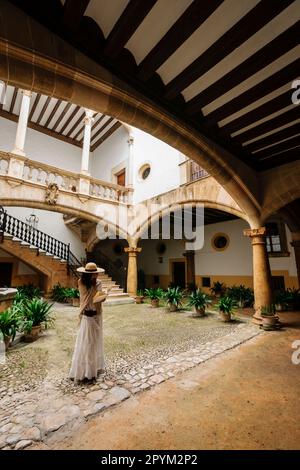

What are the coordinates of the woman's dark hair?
(81, 273, 97, 289)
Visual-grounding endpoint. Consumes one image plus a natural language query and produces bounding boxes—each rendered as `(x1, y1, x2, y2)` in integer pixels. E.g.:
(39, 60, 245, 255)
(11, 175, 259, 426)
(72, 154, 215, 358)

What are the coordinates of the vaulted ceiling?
(0, 84, 121, 150)
(6, 0, 300, 170)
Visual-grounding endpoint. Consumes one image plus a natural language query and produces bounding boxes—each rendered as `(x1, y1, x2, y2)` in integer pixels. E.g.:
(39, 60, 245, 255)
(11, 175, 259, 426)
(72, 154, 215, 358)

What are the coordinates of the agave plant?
(17, 284, 42, 300)
(227, 285, 254, 308)
(50, 284, 70, 303)
(164, 287, 183, 311)
(144, 288, 164, 300)
(20, 298, 54, 333)
(0, 307, 21, 350)
(188, 289, 211, 316)
(216, 296, 236, 322)
(210, 281, 226, 297)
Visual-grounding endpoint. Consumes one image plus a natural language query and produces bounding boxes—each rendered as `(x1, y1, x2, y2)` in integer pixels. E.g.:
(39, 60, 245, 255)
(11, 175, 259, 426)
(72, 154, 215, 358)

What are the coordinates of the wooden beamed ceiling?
(6, 0, 300, 170)
(0, 85, 121, 150)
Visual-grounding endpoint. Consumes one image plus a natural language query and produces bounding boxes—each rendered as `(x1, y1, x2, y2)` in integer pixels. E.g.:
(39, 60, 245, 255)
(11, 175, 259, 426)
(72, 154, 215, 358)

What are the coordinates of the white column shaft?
(13, 90, 31, 156)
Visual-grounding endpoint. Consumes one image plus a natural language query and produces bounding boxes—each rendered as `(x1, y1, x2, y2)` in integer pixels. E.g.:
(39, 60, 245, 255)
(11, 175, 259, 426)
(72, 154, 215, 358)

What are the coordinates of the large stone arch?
(0, 0, 261, 227)
(133, 200, 249, 245)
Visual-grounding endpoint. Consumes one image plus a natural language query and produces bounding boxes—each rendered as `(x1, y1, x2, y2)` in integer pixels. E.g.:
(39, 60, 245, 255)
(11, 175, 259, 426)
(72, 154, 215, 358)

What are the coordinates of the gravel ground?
(0, 302, 249, 395)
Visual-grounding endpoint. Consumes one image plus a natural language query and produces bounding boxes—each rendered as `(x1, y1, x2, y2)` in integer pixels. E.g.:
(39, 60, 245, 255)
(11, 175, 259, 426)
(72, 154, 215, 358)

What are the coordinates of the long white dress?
(69, 279, 105, 381)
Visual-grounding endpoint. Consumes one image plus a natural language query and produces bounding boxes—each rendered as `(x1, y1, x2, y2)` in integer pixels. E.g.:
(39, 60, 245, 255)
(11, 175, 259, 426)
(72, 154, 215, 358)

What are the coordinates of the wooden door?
(0, 262, 13, 287)
(117, 170, 126, 186)
(172, 261, 186, 288)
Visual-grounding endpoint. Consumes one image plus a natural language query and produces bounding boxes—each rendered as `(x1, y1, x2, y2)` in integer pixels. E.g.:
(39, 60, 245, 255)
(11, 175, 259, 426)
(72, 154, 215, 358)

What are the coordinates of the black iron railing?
(0, 207, 81, 276)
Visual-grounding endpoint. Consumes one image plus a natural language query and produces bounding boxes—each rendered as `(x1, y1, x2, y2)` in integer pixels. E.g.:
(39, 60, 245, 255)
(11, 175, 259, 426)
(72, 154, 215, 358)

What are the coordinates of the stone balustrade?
(0, 151, 133, 204)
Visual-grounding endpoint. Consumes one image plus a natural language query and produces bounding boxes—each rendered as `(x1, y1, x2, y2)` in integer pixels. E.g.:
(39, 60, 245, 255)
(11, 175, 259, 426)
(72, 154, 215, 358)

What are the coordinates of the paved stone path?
(0, 323, 260, 450)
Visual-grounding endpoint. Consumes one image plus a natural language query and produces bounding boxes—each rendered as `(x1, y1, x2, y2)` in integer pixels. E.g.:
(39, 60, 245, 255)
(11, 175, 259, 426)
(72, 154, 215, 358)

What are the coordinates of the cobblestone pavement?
(0, 321, 260, 450)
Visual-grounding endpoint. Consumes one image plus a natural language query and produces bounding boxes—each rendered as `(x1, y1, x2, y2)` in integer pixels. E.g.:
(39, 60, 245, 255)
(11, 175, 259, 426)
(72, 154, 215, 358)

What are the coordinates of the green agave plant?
(20, 298, 54, 333)
(50, 284, 70, 303)
(188, 289, 211, 309)
(215, 296, 236, 314)
(17, 284, 42, 300)
(164, 287, 183, 307)
(144, 288, 164, 300)
(0, 307, 20, 343)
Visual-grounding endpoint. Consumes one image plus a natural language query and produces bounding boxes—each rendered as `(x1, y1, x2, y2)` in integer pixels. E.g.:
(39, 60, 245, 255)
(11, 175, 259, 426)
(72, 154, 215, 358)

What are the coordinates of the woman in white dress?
(69, 262, 108, 382)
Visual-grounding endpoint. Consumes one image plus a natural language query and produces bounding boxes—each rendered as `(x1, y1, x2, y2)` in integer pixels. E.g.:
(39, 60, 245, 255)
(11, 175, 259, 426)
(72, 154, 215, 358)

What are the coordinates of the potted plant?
(144, 288, 163, 308)
(17, 284, 42, 300)
(210, 281, 226, 298)
(21, 298, 54, 342)
(188, 289, 211, 317)
(67, 288, 80, 307)
(0, 307, 20, 351)
(275, 290, 289, 311)
(216, 296, 236, 322)
(135, 289, 144, 304)
(261, 305, 279, 330)
(286, 288, 300, 311)
(50, 284, 69, 303)
(164, 286, 183, 312)
(227, 285, 254, 308)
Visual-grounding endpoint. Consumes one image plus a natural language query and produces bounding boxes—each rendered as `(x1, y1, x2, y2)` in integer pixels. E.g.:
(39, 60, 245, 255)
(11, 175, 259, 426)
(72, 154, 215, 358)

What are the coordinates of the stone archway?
(0, 0, 262, 227)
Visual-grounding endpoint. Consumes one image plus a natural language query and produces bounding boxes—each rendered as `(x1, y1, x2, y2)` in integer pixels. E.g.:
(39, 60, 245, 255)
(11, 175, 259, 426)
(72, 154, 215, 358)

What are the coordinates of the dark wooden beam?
(201, 59, 300, 124)
(219, 90, 292, 136)
(91, 121, 121, 151)
(252, 135, 300, 159)
(44, 99, 62, 128)
(63, 0, 90, 31)
(164, 1, 295, 100)
(73, 124, 85, 141)
(137, 0, 224, 81)
(29, 93, 41, 121)
(9, 88, 18, 114)
(232, 106, 300, 144)
(103, 0, 158, 59)
(60, 105, 81, 134)
(260, 146, 300, 169)
(245, 122, 300, 153)
(51, 102, 72, 131)
(66, 110, 85, 137)
(90, 117, 114, 145)
(0, 108, 81, 148)
(35, 96, 51, 126)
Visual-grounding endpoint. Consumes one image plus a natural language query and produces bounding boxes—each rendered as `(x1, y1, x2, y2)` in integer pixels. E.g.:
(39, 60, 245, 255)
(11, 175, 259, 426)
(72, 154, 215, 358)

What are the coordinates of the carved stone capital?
(124, 247, 142, 256)
(243, 227, 266, 238)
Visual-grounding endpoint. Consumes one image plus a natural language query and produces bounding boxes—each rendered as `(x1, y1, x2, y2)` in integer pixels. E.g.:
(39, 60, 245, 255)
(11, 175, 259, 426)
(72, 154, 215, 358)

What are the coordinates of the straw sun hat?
(77, 262, 104, 273)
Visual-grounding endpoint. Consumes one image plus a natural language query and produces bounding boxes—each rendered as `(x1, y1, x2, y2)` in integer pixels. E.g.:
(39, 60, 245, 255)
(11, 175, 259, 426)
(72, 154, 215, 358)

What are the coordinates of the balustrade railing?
(0, 151, 132, 204)
(0, 207, 81, 276)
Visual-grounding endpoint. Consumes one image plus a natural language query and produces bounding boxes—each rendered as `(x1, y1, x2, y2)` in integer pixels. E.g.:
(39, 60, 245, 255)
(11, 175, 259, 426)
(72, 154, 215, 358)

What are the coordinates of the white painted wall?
(131, 127, 181, 203)
(0, 117, 82, 173)
(91, 126, 129, 181)
(3, 207, 86, 260)
(139, 219, 298, 278)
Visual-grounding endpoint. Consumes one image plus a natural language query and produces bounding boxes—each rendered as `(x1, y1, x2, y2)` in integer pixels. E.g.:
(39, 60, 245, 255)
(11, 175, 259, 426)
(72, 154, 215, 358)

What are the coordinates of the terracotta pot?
(135, 296, 144, 304)
(220, 311, 231, 322)
(192, 307, 205, 317)
(169, 304, 178, 312)
(151, 299, 159, 308)
(4, 335, 11, 351)
(23, 324, 41, 343)
(72, 298, 80, 307)
(262, 315, 278, 327)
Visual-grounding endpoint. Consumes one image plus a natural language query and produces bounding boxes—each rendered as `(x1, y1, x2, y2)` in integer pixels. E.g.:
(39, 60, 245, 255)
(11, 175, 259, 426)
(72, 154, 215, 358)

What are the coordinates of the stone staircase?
(98, 272, 135, 306)
(1, 233, 75, 291)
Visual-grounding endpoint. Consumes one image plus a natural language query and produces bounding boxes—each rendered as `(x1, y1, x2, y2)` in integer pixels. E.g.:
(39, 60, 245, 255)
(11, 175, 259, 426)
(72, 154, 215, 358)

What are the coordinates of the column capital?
(83, 115, 94, 126)
(244, 227, 266, 238)
(124, 247, 142, 256)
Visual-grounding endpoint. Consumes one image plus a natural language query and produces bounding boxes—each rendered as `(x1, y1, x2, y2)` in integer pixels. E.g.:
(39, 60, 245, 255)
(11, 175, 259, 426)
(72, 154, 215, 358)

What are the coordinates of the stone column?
(183, 250, 195, 288)
(12, 90, 31, 156)
(124, 246, 142, 296)
(291, 233, 300, 288)
(244, 227, 274, 324)
(79, 109, 94, 194)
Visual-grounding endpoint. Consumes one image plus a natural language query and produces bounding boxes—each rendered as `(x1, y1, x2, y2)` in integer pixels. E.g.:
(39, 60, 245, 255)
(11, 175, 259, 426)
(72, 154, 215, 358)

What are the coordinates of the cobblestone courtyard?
(0, 302, 259, 450)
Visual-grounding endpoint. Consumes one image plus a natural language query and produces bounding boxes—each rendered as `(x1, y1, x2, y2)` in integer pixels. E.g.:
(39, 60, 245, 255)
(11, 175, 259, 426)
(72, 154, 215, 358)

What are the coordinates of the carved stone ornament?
(45, 183, 59, 205)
